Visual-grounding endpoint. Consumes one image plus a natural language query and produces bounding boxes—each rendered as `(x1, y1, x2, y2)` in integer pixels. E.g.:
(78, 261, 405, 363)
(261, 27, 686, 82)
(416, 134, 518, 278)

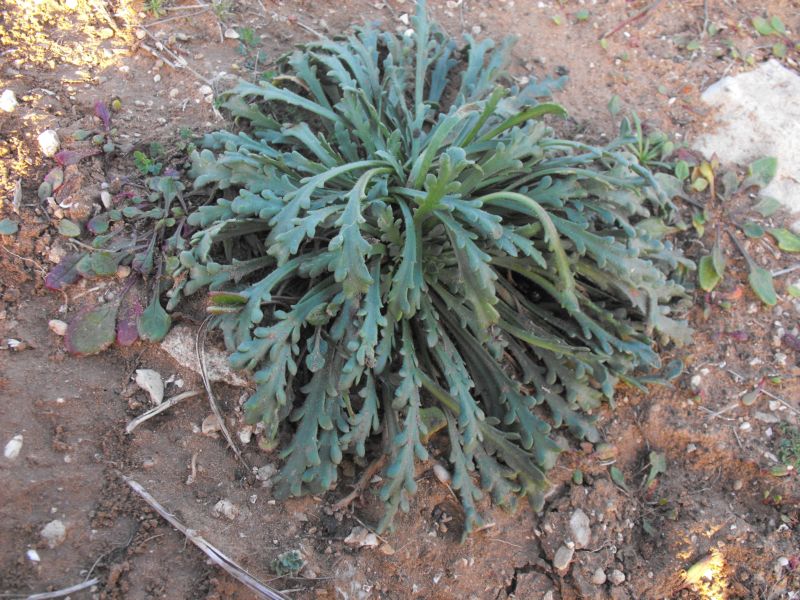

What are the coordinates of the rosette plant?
(169, 0, 691, 534)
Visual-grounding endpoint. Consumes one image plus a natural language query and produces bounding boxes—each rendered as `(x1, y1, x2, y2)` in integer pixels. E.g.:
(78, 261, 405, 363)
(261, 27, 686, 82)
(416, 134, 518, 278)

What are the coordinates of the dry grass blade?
(196, 316, 249, 470)
(125, 390, 200, 434)
(121, 474, 289, 600)
(331, 455, 387, 512)
(24, 578, 100, 600)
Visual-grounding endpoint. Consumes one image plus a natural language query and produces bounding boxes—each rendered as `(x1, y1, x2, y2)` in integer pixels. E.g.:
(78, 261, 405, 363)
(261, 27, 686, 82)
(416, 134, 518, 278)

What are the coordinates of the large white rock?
(0, 89, 18, 113)
(160, 325, 250, 387)
(41, 520, 66, 548)
(692, 60, 800, 226)
(37, 130, 60, 157)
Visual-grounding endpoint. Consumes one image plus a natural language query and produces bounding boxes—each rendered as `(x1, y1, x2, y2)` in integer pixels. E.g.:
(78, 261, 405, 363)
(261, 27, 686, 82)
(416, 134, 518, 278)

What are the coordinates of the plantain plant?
(166, 0, 692, 534)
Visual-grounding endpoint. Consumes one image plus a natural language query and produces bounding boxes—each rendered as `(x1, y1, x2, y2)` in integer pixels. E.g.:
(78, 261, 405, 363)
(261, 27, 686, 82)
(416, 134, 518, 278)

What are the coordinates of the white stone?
(0, 89, 18, 113)
(552, 544, 574, 571)
(41, 520, 66, 548)
(569, 508, 591, 548)
(432, 463, 451, 484)
(4, 434, 23, 459)
(48, 319, 68, 336)
(238, 425, 253, 444)
(38, 130, 60, 157)
(344, 526, 379, 548)
(160, 325, 250, 387)
(201, 414, 222, 436)
(609, 569, 626, 585)
(693, 60, 800, 227)
(26, 549, 41, 562)
(224, 28, 240, 39)
(135, 369, 164, 405)
(100, 190, 112, 209)
(256, 463, 277, 481)
(591, 568, 607, 585)
(213, 499, 239, 520)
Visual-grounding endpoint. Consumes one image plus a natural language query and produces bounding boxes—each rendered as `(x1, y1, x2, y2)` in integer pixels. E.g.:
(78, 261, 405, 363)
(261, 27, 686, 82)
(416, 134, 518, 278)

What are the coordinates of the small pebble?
(238, 426, 253, 445)
(116, 265, 131, 279)
(48, 319, 68, 336)
(433, 463, 451, 484)
(591, 568, 607, 585)
(344, 526, 379, 548)
(609, 569, 625, 585)
(41, 520, 66, 548)
(169, 88, 179, 99)
(4, 434, 23, 459)
(471, 24, 482, 35)
(201, 414, 222, 436)
(135, 369, 164, 405)
(213, 499, 239, 520)
(0, 89, 18, 113)
(733, 479, 743, 491)
(755, 411, 779, 424)
(224, 28, 240, 39)
(569, 508, 591, 548)
(38, 130, 60, 157)
(256, 464, 277, 481)
(26, 549, 41, 562)
(552, 544, 574, 571)
(379, 543, 396, 555)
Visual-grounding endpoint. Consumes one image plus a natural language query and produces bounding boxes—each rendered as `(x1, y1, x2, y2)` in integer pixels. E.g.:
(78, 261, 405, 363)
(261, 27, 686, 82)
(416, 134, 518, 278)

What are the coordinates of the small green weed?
(271, 550, 304, 577)
(146, 0, 166, 17)
(777, 423, 800, 469)
(133, 150, 163, 176)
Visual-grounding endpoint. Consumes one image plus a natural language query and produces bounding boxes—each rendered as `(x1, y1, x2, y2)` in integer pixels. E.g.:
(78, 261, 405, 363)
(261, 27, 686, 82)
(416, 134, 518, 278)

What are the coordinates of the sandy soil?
(1, 1, 800, 599)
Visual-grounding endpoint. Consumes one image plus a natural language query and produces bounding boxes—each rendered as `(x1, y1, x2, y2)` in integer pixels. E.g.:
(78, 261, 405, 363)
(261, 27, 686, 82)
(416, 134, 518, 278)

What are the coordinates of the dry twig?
(24, 578, 100, 600)
(125, 390, 200, 434)
(332, 455, 387, 512)
(197, 316, 249, 470)
(602, 0, 664, 40)
(122, 474, 289, 600)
